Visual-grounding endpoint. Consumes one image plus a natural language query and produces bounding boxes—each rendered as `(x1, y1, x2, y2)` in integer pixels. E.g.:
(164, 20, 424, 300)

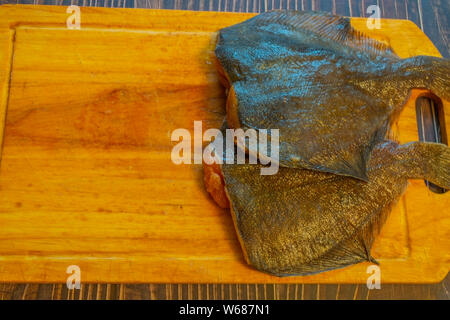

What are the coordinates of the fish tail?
(403, 55, 450, 100)
(423, 143, 450, 190)
(402, 142, 450, 190)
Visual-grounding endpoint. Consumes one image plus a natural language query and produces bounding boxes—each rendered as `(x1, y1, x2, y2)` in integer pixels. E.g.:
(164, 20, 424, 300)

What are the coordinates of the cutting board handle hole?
(415, 94, 448, 194)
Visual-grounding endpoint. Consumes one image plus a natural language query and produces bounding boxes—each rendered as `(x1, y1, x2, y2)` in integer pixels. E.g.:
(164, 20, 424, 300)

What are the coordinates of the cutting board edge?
(0, 5, 447, 284)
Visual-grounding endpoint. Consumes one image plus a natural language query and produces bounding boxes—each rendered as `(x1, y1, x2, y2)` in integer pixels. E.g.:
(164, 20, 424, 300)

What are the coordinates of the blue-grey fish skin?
(215, 10, 450, 180)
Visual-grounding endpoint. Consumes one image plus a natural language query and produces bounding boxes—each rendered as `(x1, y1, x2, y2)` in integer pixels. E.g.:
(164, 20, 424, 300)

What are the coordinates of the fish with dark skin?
(204, 140, 450, 276)
(215, 10, 450, 180)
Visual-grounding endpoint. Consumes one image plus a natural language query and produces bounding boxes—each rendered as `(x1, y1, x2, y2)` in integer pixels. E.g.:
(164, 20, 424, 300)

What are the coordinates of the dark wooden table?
(0, 0, 448, 300)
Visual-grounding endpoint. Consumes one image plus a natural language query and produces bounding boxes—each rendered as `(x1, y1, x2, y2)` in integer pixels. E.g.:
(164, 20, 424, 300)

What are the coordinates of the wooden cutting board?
(0, 5, 448, 283)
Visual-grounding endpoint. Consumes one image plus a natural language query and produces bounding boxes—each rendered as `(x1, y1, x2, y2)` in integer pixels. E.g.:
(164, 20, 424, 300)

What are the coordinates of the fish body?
(215, 10, 450, 180)
(204, 141, 450, 276)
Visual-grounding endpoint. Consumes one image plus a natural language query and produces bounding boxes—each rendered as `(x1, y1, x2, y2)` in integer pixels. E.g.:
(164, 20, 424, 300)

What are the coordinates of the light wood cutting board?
(0, 5, 448, 283)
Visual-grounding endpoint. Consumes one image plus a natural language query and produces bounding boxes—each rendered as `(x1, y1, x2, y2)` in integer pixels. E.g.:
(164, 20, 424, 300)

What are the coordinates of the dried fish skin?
(217, 141, 450, 276)
(215, 10, 450, 180)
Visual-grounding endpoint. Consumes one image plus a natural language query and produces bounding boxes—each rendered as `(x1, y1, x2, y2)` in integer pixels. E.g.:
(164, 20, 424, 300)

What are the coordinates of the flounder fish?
(204, 140, 450, 276)
(215, 10, 450, 180)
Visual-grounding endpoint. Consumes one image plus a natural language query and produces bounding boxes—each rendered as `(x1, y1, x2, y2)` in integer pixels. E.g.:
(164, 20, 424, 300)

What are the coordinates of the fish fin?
(352, 183, 403, 267)
(368, 256, 380, 265)
(278, 152, 369, 181)
(262, 238, 369, 277)
(329, 124, 387, 180)
(247, 10, 396, 58)
(429, 144, 450, 190)
(268, 199, 396, 277)
(361, 237, 379, 265)
(351, 118, 391, 181)
(340, 153, 369, 181)
(385, 127, 399, 142)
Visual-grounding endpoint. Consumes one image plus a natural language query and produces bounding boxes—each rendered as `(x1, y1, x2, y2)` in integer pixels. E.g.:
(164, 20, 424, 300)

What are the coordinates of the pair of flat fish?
(204, 10, 450, 276)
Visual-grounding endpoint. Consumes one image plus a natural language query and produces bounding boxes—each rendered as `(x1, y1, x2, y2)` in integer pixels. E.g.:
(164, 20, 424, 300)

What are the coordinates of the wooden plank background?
(0, 0, 448, 299)
(0, 0, 448, 58)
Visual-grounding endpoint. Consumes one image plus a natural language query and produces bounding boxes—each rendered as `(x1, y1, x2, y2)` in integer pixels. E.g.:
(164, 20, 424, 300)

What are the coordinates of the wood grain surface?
(0, 0, 448, 299)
